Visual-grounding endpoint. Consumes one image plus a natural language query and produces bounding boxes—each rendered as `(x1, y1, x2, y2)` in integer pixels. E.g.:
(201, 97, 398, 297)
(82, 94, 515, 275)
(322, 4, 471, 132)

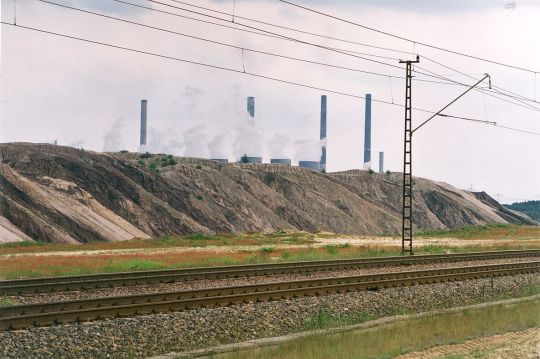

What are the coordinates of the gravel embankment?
(7, 257, 539, 304)
(0, 273, 538, 358)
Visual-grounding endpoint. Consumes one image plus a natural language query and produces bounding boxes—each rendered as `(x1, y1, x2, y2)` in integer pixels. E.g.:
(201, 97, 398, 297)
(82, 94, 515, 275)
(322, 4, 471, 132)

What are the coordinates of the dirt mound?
(0, 143, 535, 243)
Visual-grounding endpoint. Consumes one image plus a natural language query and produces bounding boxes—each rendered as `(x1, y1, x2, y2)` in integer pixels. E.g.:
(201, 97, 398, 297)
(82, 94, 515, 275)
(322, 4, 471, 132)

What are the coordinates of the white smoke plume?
(208, 132, 233, 159)
(233, 114, 265, 159)
(140, 127, 183, 155)
(268, 133, 292, 159)
(103, 118, 125, 152)
(294, 138, 322, 162)
(183, 124, 209, 158)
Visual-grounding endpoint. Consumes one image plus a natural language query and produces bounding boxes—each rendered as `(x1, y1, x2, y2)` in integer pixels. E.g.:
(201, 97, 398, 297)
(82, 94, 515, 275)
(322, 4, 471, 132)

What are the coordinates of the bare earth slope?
(0, 143, 535, 243)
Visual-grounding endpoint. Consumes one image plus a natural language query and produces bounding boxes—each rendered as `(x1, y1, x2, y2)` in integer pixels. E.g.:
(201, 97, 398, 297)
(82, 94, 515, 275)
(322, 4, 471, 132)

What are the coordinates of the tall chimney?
(140, 99, 147, 146)
(320, 95, 327, 172)
(247, 96, 255, 118)
(379, 151, 384, 174)
(363, 94, 372, 168)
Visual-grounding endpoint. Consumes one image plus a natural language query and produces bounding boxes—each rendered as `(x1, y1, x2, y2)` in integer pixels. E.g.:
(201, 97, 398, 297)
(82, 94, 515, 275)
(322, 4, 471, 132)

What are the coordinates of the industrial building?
(271, 159, 291, 165)
(299, 160, 320, 171)
(243, 156, 262, 164)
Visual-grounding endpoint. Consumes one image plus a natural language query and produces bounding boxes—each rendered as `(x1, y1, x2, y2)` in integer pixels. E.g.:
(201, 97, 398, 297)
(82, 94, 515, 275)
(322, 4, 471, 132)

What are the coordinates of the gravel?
(0, 273, 538, 358)
(7, 257, 539, 305)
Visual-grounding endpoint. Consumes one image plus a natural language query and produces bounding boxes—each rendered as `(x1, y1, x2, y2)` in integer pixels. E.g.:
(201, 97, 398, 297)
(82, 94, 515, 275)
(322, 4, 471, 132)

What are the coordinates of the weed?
(325, 245, 338, 255)
(260, 247, 275, 254)
(195, 165, 202, 169)
(0, 297, 16, 306)
(195, 195, 204, 200)
(281, 250, 291, 259)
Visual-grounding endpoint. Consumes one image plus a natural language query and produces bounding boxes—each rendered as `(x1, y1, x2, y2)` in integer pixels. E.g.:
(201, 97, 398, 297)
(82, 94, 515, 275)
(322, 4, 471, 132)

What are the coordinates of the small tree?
(368, 168, 375, 175)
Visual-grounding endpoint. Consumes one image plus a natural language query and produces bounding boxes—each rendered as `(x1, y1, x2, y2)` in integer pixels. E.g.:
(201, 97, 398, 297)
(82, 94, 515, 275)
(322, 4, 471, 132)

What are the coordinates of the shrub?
(137, 159, 145, 166)
(386, 170, 391, 175)
(120, 150, 129, 154)
(149, 162, 159, 173)
(139, 152, 152, 159)
(368, 168, 375, 175)
(195, 195, 204, 200)
(161, 155, 177, 167)
(264, 172, 277, 185)
(195, 165, 202, 170)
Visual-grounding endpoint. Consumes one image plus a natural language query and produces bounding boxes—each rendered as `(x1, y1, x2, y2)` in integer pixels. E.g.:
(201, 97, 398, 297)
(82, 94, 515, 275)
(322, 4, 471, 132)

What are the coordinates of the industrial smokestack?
(320, 95, 327, 172)
(140, 99, 147, 146)
(247, 96, 255, 118)
(363, 94, 372, 169)
(379, 151, 384, 174)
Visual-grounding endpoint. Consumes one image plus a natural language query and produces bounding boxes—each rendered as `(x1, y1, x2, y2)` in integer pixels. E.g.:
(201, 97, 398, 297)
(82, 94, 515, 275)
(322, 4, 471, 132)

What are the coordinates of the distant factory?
(138, 93, 385, 173)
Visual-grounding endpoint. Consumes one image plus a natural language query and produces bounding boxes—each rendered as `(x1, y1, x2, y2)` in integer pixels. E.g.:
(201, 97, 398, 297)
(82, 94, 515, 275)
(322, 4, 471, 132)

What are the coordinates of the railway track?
(0, 261, 538, 330)
(1, 249, 538, 295)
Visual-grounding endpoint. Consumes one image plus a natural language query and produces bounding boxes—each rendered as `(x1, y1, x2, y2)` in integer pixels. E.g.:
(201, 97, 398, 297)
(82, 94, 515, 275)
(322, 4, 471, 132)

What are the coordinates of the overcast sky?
(1, 0, 539, 203)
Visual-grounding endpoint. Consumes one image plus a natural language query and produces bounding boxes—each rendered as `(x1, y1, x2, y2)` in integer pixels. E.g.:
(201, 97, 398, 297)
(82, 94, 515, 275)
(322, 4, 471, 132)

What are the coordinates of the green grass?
(215, 299, 540, 359)
(416, 223, 539, 239)
(0, 241, 47, 248)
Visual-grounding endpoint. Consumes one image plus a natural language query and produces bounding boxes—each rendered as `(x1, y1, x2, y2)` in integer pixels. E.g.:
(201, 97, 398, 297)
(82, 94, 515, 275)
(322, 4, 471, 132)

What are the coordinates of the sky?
(1, 0, 539, 204)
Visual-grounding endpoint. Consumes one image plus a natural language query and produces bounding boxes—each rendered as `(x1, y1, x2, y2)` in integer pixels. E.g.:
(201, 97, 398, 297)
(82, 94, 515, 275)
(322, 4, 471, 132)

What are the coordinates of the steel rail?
(0, 261, 538, 330)
(1, 250, 538, 295)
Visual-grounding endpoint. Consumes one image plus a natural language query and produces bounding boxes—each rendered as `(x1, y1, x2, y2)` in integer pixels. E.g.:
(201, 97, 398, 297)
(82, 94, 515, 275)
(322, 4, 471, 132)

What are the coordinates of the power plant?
(363, 94, 371, 169)
(136, 93, 385, 173)
(140, 99, 147, 146)
(320, 95, 327, 172)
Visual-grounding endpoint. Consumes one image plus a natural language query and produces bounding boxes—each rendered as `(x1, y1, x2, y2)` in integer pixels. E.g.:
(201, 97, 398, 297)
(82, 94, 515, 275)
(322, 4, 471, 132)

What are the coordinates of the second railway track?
(1, 249, 538, 295)
(0, 260, 538, 330)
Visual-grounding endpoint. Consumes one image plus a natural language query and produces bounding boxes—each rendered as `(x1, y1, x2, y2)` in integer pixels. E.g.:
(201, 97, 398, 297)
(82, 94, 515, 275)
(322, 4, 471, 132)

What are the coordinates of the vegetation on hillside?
(505, 200, 540, 221)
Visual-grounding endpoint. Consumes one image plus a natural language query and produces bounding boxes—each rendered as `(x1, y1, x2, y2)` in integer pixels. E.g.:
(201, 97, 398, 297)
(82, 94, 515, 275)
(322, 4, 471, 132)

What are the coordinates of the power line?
(277, 0, 540, 74)
(152, 0, 416, 57)
(3, 21, 538, 137)
(415, 64, 540, 112)
(133, 0, 540, 113)
(38, 0, 469, 89)
(421, 55, 540, 105)
(142, 0, 408, 70)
